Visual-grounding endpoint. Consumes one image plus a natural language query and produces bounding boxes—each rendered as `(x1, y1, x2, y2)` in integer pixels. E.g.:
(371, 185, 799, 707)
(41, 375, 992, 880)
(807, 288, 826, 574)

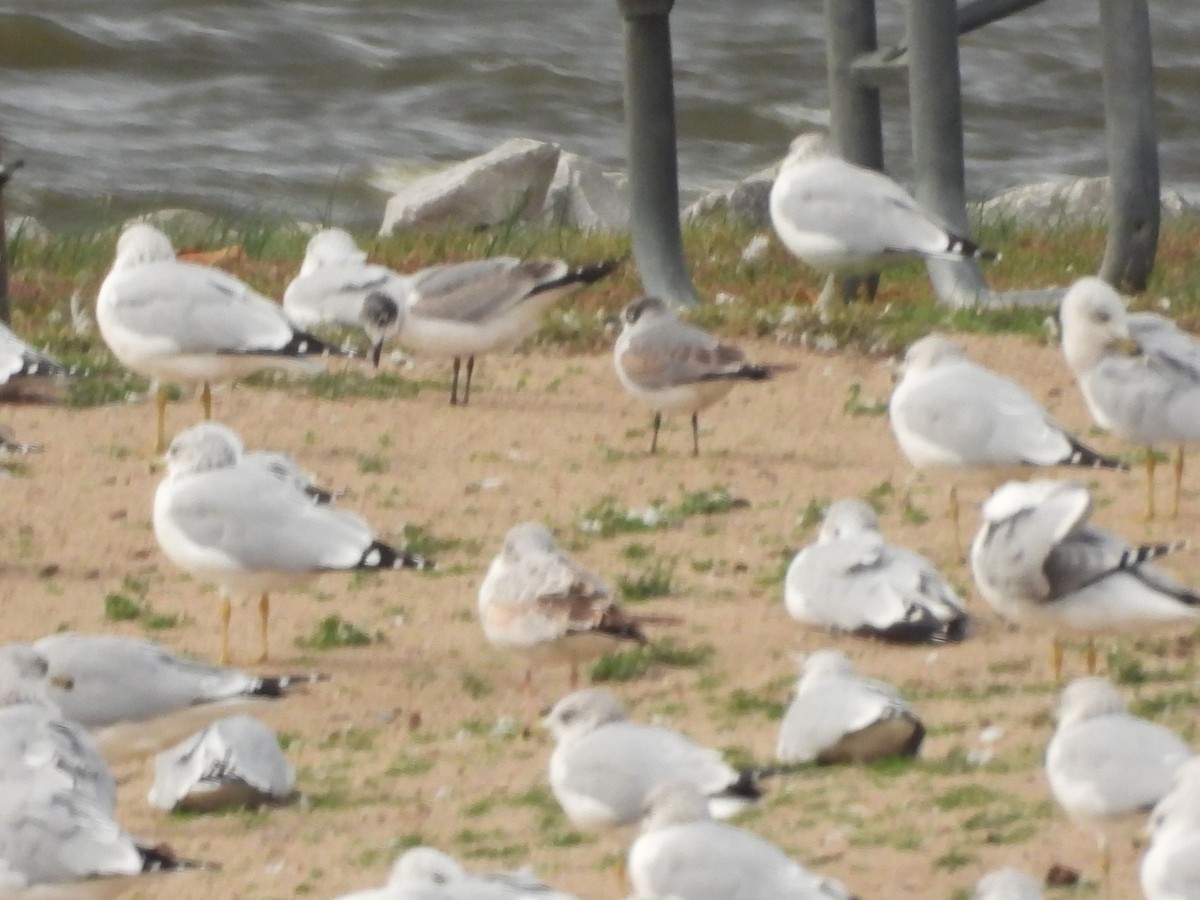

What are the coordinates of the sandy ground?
(3, 332, 1197, 900)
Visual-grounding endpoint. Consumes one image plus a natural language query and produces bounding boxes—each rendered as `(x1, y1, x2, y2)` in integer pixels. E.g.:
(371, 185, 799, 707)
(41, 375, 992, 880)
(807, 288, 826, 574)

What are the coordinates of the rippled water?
(2, 1, 1198, 230)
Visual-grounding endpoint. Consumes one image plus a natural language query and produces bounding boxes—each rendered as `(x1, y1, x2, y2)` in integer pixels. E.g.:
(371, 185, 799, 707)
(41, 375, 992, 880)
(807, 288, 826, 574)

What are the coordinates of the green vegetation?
(296, 614, 375, 649)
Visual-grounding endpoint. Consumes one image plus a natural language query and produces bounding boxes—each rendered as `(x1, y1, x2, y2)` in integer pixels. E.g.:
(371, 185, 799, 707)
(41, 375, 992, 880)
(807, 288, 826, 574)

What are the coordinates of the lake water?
(3, 0, 1198, 230)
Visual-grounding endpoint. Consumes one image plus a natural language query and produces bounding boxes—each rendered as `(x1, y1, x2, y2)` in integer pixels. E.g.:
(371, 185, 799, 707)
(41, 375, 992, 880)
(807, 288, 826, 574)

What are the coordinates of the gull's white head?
(898, 334, 965, 379)
(972, 867, 1044, 900)
(1059, 277, 1131, 375)
(502, 521, 558, 560)
(640, 781, 712, 833)
(779, 131, 833, 172)
(112, 223, 176, 271)
(620, 296, 672, 330)
(1147, 755, 1200, 838)
(300, 228, 367, 276)
(388, 846, 465, 887)
(543, 687, 627, 744)
(1055, 676, 1126, 729)
(164, 421, 245, 477)
(818, 498, 881, 543)
(798, 649, 857, 688)
(0, 644, 59, 710)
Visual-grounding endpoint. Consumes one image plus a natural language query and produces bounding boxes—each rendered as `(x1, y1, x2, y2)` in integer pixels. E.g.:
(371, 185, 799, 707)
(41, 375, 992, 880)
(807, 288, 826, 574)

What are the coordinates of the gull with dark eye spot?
(613, 296, 781, 455)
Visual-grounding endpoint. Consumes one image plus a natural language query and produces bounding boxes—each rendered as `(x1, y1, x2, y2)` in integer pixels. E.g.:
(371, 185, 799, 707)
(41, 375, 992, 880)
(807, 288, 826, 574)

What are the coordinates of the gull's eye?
(1093, 309, 1111, 324)
(559, 708, 577, 724)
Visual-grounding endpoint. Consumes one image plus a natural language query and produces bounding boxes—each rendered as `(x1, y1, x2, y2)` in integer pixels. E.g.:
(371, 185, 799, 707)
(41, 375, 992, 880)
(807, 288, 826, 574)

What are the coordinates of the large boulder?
(683, 163, 779, 226)
(379, 138, 561, 234)
(978, 176, 1195, 225)
(540, 151, 629, 231)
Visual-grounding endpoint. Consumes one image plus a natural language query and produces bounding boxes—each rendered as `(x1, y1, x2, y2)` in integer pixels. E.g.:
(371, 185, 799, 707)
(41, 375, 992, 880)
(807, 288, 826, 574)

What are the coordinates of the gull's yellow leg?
(1145, 448, 1157, 521)
(1173, 446, 1185, 519)
(220, 596, 232, 665)
(1052, 637, 1065, 683)
(155, 385, 168, 454)
(201, 382, 213, 420)
(1085, 637, 1098, 675)
(258, 593, 270, 663)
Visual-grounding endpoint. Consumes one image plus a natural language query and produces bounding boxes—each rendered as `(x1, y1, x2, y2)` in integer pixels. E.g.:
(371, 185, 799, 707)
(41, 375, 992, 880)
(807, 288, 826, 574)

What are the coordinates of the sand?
(2, 332, 1195, 899)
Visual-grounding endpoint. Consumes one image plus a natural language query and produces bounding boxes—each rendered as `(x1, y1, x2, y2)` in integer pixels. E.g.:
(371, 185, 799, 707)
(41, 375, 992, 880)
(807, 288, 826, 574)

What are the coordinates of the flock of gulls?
(3, 135, 1200, 899)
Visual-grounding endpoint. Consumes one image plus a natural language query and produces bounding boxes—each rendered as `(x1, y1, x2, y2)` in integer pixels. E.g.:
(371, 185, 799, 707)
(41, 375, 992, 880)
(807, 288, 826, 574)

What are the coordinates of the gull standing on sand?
(544, 687, 762, 828)
(96, 223, 347, 451)
(1142, 755, 1200, 900)
(972, 868, 1044, 900)
(889, 334, 1125, 543)
(395, 254, 621, 405)
(1060, 275, 1200, 518)
(31, 632, 325, 757)
(970, 478, 1200, 678)
(0, 320, 71, 401)
(1045, 677, 1191, 877)
(768, 136, 996, 307)
(613, 295, 776, 455)
(286, 227, 620, 390)
(333, 845, 580, 900)
(153, 421, 432, 664)
(785, 498, 968, 643)
(775, 649, 924, 765)
(149, 714, 294, 812)
(627, 781, 853, 900)
(478, 523, 672, 696)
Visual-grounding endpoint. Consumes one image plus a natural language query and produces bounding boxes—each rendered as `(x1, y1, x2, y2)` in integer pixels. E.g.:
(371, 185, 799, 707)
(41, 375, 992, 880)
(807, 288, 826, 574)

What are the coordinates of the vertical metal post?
(0, 153, 22, 326)
(824, 0, 883, 169)
(1097, 0, 1158, 290)
(616, 0, 699, 307)
(906, 0, 989, 309)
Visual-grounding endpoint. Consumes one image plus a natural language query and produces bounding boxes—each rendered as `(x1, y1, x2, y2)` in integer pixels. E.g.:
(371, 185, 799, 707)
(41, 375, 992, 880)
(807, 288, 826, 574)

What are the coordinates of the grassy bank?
(9, 212, 1200, 407)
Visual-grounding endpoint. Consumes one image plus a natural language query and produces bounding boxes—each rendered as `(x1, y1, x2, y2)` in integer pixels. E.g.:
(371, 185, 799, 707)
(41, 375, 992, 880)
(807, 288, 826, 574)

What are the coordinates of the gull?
(889, 334, 1125, 545)
(283, 228, 409, 333)
(626, 781, 853, 900)
(785, 498, 968, 643)
(1060, 275, 1200, 518)
(970, 478, 1200, 678)
(0, 767, 210, 892)
(397, 255, 621, 406)
(96, 223, 349, 452)
(32, 632, 325, 758)
(333, 845, 580, 900)
(0, 320, 72, 402)
(152, 421, 432, 664)
(1046, 677, 1191, 878)
(775, 649, 924, 765)
(768, 137, 996, 308)
(0, 645, 115, 814)
(972, 868, 1044, 900)
(148, 714, 294, 812)
(613, 296, 776, 455)
(479, 522, 675, 698)
(543, 687, 762, 829)
(1142, 755, 1200, 900)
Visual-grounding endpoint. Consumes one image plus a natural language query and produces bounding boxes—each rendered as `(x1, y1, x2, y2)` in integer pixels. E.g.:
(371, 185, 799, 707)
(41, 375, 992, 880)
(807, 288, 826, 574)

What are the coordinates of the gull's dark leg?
(691, 412, 699, 456)
(450, 357, 461, 406)
(463, 356, 475, 407)
(650, 411, 661, 454)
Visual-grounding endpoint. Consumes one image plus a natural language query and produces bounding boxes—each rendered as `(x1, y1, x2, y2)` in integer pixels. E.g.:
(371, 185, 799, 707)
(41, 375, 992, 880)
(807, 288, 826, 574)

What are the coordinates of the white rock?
(379, 138, 561, 235)
(684, 163, 779, 226)
(541, 151, 629, 231)
(978, 177, 1194, 225)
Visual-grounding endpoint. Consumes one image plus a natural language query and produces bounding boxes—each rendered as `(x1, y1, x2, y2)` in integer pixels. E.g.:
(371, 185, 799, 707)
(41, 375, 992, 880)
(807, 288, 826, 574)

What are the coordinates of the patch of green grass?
(863, 479, 895, 514)
(400, 523, 471, 559)
(843, 382, 888, 417)
(723, 689, 786, 721)
(386, 752, 435, 777)
(934, 784, 1002, 810)
(796, 497, 828, 530)
(102, 592, 142, 622)
(620, 541, 655, 562)
(577, 486, 749, 539)
(589, 639, 715, 682)
(296, 615, 374, 650)
(265, 369, 425, 401)
(617, 559, 674, 603)
(357, 453, 389, 475)
(460, 671, 493, 699)
(674, 486, 751, 518)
